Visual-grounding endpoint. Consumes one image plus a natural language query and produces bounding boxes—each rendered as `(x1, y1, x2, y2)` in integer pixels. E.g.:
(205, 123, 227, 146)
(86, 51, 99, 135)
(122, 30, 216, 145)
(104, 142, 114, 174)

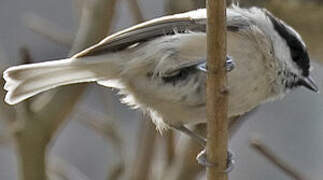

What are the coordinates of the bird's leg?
(196, 55, 235, 72)
(196, 148, 235, 173)
(225, 56, 235, 72)
(172, 125, 235, 173)
(172, 125, 207, 147)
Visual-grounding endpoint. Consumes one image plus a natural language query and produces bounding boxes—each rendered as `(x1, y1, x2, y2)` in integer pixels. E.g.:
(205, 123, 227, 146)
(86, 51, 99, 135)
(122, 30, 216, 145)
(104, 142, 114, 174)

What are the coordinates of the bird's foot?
(196, 148, 235, 173)
(196, 56, 235, 72)
(225, 56, 235, 72)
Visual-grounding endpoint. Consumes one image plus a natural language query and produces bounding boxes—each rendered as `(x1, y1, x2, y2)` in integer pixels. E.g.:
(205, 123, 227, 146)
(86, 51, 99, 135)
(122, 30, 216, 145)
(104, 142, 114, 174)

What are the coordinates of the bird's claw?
(196, 149, 235, 173)
(196, 56, 235, 72)
(225, 56, 235, 72)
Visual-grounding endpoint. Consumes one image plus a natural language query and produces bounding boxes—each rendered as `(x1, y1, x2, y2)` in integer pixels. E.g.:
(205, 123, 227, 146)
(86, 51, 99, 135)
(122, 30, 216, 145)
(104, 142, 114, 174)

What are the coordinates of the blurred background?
(0, 0, 323, 180)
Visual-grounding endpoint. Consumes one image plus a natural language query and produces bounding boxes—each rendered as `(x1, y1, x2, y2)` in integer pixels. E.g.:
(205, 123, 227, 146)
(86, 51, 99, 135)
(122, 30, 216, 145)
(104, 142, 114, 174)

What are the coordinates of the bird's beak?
(299, 76, 319, 93)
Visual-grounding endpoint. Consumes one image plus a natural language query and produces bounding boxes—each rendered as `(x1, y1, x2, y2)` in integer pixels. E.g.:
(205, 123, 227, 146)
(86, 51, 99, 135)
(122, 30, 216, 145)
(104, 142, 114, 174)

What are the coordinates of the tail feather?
(3, 56, 120, 105)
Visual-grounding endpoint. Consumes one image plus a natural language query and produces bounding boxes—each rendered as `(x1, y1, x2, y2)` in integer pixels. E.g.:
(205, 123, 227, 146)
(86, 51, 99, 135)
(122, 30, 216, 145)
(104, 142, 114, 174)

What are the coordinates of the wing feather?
(72, 8, 251, 58)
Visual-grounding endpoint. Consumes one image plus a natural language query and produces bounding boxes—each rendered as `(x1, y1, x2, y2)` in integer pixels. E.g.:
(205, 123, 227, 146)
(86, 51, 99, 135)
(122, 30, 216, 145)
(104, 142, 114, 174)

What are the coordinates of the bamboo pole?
(206, 0, 228, 179)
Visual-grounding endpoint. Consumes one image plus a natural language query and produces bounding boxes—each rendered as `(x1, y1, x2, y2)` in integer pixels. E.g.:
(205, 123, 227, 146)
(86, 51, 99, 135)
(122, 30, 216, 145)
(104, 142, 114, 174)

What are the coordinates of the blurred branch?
(162, 124, 205, 180)
(129, 116, 157, 180)
(0, 70, 16, 121)
(48, 157, 91, 180)
(250, 138, 306, 180)
(164, 131, 175, 166)
(127, 0, 145, 23)
(107, 164, 124, 180)
(124, 3, 156, 180)
(23, 13, 73, 47)
(72, 0, 85, 22)
(75, 106, 125, 180)
(0, 135, 11, 145)
(76, 106, 123, 153)
(19, 47, 33, 64)
(69, 0, 117, 54)
(13, 0, 118, 180)
(0, 47, 15, 147)
(99, 88, 117, 121)
(165, 0, 201, 14)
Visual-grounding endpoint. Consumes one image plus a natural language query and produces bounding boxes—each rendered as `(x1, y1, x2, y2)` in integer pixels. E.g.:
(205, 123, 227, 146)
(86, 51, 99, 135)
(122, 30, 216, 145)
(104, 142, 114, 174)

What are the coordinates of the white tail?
(3, 55, 121, 105)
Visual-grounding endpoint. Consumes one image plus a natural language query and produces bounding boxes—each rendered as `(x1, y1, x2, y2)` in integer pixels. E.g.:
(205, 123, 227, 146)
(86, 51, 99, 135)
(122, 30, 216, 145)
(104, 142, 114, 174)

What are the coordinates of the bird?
(2, 5, 319, 170)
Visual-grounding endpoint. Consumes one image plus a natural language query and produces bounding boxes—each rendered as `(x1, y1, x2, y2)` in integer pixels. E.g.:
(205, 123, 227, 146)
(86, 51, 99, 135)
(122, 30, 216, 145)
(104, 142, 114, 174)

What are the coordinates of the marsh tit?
(3, 5, 319, 170)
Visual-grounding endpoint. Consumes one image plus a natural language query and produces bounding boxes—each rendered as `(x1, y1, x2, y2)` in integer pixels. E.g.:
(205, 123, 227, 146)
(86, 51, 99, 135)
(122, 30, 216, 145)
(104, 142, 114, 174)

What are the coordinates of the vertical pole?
(206, 0, 228, 180)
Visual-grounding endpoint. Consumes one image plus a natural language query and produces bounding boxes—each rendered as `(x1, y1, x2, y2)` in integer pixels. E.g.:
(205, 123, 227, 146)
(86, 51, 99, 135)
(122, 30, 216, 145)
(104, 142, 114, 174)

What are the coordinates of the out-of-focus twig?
(69, 0, 117, 55)
(48, 157, 91, 180)
(76, 106, 123, 153)
(164, 131, 175, 166)
(107, 164, 124, 180)
(23, 13, 74, 47)
(0, 135, 11, 145)
(19, 47, 33, 64)
(161, 108, 257, 180)
(162, 124, 205, 180)
(12, 47, 48, 180)
(99, 88, 118, 122)
(124, 3, 155, 180)
(165, 0, 198, 14)
(0, 46, 15, 146)
(0, 70, 16, 122)
(129, 116, 157, 180)
(250, 138, 306, 180)
(127, 0, 145, 23)
(75, 106, 125, 180)
(13, 0, 118, 180)
(72, 0, 85, 21)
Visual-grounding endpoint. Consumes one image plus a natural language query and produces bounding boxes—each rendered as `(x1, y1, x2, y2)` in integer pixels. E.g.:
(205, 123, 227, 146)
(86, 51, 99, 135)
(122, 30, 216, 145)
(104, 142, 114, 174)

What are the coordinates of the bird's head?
(265, 10, 319, 93)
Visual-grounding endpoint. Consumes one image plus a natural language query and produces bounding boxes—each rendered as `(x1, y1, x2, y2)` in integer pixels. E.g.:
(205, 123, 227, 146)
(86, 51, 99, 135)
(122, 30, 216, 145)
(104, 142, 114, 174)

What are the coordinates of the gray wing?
(73, 9, 250, 58)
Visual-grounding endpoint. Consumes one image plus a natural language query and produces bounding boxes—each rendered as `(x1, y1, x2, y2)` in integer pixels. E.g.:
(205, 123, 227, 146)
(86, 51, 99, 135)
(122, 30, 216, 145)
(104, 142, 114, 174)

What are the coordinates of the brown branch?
(250, 138, 306, 180)
(23, 13, 73, 47)
(206, 0, 228, 179)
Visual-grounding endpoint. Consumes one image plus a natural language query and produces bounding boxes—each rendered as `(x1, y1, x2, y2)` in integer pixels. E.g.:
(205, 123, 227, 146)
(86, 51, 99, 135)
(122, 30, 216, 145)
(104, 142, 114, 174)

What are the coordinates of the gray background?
(1, 0, 323, 180)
